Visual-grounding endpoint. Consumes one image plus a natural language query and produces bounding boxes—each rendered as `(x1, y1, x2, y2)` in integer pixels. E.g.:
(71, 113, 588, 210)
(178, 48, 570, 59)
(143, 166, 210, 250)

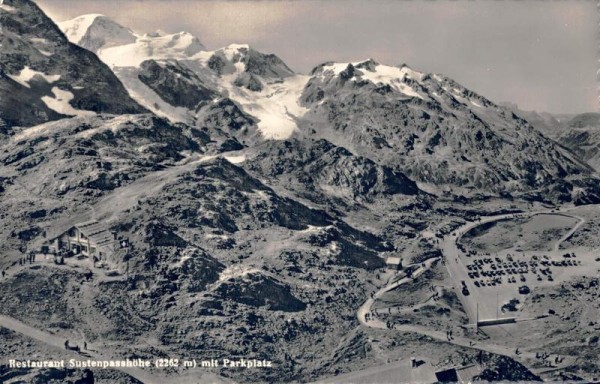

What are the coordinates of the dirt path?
(0, 315, 69, 350)
(0, 314, 167, 384)
(0, 312, 231, 384)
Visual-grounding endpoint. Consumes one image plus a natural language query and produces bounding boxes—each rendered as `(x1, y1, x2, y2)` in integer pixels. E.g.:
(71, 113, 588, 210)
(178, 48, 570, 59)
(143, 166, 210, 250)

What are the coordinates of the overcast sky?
(36, 0, 597, 114)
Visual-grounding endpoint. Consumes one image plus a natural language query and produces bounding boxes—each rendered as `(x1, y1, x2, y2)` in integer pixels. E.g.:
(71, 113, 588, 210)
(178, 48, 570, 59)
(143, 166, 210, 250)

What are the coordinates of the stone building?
(385, 256, 402, 271)
(47, 220, 115, 261)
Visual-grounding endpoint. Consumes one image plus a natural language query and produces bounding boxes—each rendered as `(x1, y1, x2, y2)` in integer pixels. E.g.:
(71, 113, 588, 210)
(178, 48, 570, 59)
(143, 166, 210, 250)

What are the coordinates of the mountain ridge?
(298, 59, 596, 199)
(0, 0, 147, 131)
(33, 12, 600, 203)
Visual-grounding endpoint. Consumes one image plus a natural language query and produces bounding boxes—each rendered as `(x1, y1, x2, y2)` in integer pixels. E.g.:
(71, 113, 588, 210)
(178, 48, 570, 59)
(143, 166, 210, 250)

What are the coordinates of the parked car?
(518, 285, 530, 294)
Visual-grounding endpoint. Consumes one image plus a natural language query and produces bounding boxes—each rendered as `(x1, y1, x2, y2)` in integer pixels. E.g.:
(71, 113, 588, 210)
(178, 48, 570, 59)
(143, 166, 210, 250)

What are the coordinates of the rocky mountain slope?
(57, 14, 600, 203)
(0, 113, 210, 258)
(504, 105, 600, 173)
(555, 113, 600, 172)
(0, 7, 402, 383)
(246, 138, 423, 205)
(499, 102, 573, 139)
(0, 112, 397, 383)
(299, 60, 596, 200)
(0, 0, 146, 131)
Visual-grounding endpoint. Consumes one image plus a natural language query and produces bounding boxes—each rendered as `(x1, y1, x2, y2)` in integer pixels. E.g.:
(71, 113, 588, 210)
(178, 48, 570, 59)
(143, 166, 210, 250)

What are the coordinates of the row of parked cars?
(467, 266, 531, 279)
(541, 259, 581, 267)
(473, 273, 527, 288)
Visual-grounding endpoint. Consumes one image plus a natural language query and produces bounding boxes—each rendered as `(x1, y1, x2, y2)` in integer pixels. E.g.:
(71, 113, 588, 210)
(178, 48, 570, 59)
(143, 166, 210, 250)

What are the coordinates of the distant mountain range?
(502, 103, 600, 172)
(7, 11, 584, 203)
(554, 113, 600, 172)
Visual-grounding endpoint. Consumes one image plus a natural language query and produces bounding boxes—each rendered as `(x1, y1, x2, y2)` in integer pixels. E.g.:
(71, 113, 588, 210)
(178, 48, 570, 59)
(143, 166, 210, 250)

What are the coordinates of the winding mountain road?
(357, 257, 440, 329)
(355, 255, 531, 360)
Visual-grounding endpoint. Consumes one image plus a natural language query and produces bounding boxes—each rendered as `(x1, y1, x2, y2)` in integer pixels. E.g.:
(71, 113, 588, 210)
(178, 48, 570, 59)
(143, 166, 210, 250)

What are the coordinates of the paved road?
(357, 257, 440, 329)
(553, 214, 585, 252)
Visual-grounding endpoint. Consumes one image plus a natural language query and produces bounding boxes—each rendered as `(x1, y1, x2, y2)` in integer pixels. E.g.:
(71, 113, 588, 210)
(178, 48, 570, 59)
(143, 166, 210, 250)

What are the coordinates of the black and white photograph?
(0, 0, 598, 383)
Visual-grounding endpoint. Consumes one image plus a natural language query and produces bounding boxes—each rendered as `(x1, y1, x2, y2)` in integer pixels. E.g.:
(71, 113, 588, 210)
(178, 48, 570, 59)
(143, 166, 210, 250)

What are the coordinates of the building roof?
(435, 364, 482, 384)
(435, 368, 458, 382)
(74, 220, 114, 247)
(386, 256, 401, 265)
(456, 364, 482, 383)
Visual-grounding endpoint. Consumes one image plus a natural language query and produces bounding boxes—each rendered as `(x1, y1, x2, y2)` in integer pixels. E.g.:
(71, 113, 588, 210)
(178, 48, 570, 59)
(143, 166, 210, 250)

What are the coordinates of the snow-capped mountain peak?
(306, 58, 500, 112)
(58, 13, 105, 42)
(58, 14, 307, 139)
(99, 30, 204, 68)
(58, 14, 136, 53)
(222, 43, 251, 57)
(58, 14, 205, 67)
(201, 43, 295, 79)
(310, 59, 429, 100)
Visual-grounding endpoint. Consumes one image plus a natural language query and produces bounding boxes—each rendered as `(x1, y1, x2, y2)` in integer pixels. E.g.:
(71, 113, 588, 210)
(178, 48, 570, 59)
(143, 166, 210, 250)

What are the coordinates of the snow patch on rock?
(218, 265, 262, 283)
(320, 61, 426, 100)
(41, 87, 95, 117)
(0, 2, 17, 12)
(7, 66, 61, 88)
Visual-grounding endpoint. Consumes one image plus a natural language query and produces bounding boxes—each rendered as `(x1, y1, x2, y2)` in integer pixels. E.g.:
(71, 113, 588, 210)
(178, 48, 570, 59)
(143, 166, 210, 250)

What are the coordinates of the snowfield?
(219, 71, 310, 140)
(99, 31, 204, 68)
(41, 87, 95, 117)
(6, 66, 61, 88)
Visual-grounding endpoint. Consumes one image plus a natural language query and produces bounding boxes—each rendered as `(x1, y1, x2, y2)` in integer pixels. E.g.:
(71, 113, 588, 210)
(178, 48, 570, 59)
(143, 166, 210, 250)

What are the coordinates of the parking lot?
(443, 211, 598, 322)
(464, 246, 596, 318)
(465, 252, 582, 289)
